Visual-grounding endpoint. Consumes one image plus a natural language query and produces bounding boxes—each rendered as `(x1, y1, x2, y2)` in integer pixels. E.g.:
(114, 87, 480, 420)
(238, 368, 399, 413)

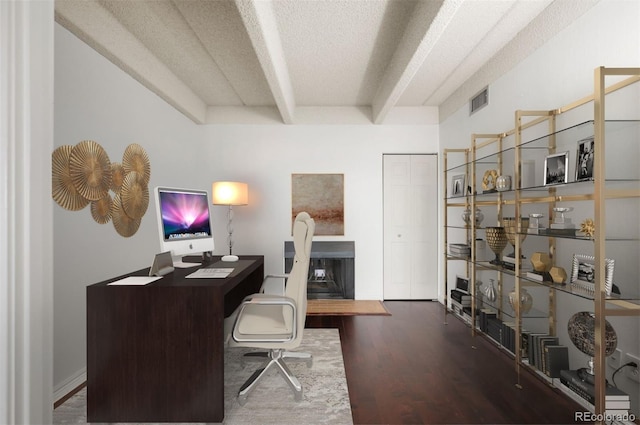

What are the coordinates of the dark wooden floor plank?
(306, 300, 583, 424)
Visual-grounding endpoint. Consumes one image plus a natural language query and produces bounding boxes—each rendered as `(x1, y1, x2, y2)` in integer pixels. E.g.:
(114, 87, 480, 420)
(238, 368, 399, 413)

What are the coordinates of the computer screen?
(154, 187, 215, 260)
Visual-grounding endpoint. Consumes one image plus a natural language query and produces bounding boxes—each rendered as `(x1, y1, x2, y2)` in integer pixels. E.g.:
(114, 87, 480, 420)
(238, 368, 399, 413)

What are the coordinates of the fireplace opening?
(284, 241, 354, 299)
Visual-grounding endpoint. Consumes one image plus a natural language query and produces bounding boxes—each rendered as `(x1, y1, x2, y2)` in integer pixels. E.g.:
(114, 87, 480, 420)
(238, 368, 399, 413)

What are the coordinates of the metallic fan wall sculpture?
(52, 141, 151, 237)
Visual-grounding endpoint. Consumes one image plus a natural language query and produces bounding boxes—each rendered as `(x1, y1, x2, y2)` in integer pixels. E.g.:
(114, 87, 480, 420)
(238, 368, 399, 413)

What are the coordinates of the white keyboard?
(186, 267, 234, 279)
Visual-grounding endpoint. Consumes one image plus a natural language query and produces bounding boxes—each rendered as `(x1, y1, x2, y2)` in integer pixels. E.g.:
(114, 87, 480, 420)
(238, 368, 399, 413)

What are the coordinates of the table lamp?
(567, 311, 618, 384)
(212, 181, 248, 262)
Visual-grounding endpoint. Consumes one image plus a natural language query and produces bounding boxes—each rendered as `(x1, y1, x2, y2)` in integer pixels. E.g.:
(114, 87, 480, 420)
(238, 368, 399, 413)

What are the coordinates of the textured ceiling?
(54, 0, 598, 125)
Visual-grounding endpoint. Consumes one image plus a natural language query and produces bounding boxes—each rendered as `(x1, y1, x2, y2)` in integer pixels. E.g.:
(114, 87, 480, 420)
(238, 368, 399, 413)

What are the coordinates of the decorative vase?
(485, 279, 497, 302)
(508, 288, 533, 314)
(502, 217, 530, 258)
(474, 208, 484, 227)
(485, 226, 507, 266)
(496, 175, 512, 191)
(461, 207, 484, 227)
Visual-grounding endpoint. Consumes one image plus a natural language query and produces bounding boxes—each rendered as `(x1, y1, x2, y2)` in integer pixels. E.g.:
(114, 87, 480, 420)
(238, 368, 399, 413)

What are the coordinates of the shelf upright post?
(470, 136, 478, 337)
(443, 150, 450, 325)
(547, 113, 557, 337)
(593, 66, 606, 418)
(514, 111, 523, 389)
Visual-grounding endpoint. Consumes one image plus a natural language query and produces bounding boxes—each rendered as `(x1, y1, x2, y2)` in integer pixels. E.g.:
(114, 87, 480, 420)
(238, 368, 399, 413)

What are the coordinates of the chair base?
(238, 349, 313, 406)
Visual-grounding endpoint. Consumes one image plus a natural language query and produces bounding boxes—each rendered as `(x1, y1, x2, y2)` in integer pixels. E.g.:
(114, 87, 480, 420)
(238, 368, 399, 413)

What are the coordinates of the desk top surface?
(88, 255, 264, 289)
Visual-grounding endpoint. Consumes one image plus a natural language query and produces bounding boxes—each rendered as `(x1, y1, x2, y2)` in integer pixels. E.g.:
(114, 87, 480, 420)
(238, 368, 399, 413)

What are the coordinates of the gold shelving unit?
(443, 67, 640, 420)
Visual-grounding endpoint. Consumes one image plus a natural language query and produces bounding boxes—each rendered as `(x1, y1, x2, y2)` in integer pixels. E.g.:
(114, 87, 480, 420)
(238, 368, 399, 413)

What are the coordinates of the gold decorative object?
(549, 266, 568, 284)
(502, 217, 530, 257)
(531, 252, 551, 273)
(485, 226, 507, 265)
(120, 171, 149, 219)
(482, 169, 498, 191)
(91, 193, 113, 224)
(53, 140, 152, 238)
(509, 288, 533, 314)
(52, 145, 90, 211)
(110, 162, 125, 193)
(68, 140, 112, 201)
(111, 193, 141, 237)
(580, 218, 595, 238)
(122, 143, 151, 186)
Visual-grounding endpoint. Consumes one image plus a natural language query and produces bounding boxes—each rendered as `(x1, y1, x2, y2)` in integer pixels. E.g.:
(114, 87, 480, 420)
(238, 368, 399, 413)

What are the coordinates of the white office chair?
(227, 212, 315, 405)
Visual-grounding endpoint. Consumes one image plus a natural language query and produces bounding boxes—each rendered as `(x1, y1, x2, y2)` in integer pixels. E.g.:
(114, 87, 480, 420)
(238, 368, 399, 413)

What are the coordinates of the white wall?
(201, 125, 438, 300)
(54, 24, 205, 397)
(53, 23, 438, 395)
(440, 0, 640, 416)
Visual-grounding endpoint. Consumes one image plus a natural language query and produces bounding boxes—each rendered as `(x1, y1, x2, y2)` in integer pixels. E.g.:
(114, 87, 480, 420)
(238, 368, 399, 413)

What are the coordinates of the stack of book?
(527, 333, 569, 378)
(450, 288, 470, 307)
(526, 271, 552, 283)
(560, 369, 630, 415)
(448, 243, 470, 257)
(502, 255, 532, 271)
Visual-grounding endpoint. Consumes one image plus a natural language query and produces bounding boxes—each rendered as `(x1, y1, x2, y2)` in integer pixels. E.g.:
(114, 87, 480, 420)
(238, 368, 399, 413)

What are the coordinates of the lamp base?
(577, 367, 595, 385)
(221, 255, 239, 262)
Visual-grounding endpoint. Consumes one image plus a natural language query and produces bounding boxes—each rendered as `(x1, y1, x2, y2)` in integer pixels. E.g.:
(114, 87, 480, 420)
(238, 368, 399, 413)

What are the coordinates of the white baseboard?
(54, 368, 86, 404)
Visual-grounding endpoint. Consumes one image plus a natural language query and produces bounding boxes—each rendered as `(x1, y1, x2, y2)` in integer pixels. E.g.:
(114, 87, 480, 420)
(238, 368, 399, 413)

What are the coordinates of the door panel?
(384, 154, 438, 299)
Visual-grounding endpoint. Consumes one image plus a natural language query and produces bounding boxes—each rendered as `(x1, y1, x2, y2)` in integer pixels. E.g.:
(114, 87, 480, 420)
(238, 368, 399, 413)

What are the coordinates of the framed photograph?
(543, 151, 569, 186)
(570, 254, 614, 296)
(451, 174, 465, 197)
(575, 137, 594, 181)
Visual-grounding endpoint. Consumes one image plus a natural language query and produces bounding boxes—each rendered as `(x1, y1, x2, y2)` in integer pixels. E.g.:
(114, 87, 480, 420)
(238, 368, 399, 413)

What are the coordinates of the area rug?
(306, 299, 391, 316)
(53, 328, 352, 425)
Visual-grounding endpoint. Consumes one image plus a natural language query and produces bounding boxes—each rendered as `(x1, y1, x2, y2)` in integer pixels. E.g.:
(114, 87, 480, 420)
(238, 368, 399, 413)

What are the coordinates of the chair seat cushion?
(236, 304, 292, 335)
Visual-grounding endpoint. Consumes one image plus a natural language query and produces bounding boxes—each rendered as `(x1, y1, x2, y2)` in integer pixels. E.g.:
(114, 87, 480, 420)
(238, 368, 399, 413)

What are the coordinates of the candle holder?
(528, 213, 544, 234)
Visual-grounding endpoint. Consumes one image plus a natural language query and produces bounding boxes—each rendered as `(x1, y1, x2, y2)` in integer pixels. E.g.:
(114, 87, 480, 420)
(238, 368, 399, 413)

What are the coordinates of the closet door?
(383, 154, 438, 299)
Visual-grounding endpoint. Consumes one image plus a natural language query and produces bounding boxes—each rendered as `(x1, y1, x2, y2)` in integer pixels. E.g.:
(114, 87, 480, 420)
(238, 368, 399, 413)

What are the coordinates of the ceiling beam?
(55, 0, 207, 124)
(371, 0, 463, 124)
(234, 0, 296, 124)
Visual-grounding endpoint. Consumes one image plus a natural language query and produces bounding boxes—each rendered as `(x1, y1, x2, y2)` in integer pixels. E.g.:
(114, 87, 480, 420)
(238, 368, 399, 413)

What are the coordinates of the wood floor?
(306, 300, 584, 425)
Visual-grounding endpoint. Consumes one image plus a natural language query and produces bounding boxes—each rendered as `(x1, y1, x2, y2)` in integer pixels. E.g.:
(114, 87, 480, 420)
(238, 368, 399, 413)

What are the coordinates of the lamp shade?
(212, 181, 248, 206)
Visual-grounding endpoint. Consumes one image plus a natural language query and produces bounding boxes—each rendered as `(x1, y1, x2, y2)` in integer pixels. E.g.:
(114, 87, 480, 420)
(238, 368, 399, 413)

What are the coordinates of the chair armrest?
(241, 293, 296, 308)
(260, 274, 289, 295)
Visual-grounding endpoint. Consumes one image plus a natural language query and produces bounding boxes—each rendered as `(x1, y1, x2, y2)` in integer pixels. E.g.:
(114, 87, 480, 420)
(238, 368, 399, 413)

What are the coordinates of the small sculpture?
(496, 175, 512, 191)
(580, 218, 595, 238)
(549, 266, 568, 284)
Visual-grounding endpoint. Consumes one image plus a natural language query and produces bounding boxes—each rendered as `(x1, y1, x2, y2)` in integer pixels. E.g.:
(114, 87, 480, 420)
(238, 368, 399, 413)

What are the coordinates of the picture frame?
(292, 173, 344, 235)
(543, 151, 569, 186)
(451, 174, 465, 197)
(575, 137, 594, 181)
(570, 254, 614, 296)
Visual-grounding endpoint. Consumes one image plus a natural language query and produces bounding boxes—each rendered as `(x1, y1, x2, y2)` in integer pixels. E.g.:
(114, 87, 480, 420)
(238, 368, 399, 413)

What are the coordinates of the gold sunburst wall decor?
(52, 141, 151, 238)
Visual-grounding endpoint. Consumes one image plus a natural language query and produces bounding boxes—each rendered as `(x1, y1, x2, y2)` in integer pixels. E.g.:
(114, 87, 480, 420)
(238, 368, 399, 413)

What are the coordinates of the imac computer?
(154, 186, 215, 265)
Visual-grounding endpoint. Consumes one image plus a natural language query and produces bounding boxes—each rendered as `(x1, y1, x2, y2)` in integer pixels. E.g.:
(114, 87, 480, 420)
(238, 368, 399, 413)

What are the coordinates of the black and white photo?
(575, 137, 594, 181)
(570, 253, 615, 296)
(451, 174, 465, 197)
(543, 151, 569, 186)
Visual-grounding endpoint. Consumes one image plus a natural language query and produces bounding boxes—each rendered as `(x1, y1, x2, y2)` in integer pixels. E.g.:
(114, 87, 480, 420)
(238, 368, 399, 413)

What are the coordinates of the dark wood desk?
(86, 255, 264, 423)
